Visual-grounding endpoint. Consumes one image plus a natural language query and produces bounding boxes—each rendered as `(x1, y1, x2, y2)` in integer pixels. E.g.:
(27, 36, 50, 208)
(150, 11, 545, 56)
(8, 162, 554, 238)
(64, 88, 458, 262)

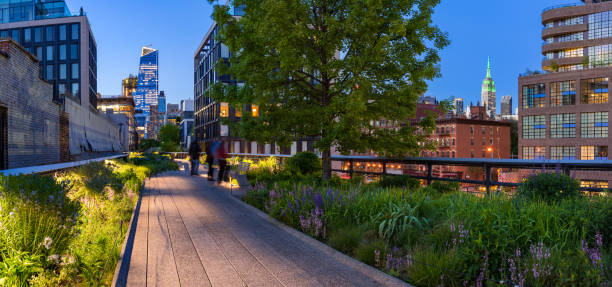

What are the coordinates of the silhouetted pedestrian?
(188, 140, 201, 176)
(215, 141, 229, 183)
(206, 142, 215, 180)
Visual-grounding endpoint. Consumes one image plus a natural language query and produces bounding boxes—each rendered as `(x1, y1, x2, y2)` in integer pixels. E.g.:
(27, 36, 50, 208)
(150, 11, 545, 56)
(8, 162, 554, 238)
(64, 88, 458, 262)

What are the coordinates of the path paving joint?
(118, 163, 409, 287)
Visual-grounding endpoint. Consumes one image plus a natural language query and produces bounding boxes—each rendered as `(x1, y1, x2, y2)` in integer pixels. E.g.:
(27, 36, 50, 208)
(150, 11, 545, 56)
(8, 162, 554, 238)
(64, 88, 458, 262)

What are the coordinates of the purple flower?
(374, 250, 381, 268)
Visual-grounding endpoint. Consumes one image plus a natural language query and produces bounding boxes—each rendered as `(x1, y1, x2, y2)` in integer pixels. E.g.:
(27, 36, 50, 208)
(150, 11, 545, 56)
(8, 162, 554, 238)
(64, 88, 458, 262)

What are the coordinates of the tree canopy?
(210, 0, 449, 178)
(159, 124, 181, 152)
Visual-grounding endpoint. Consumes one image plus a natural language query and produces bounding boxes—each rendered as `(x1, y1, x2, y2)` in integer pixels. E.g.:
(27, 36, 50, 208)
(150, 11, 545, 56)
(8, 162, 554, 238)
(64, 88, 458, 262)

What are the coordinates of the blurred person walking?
(188, 140, 201, 176)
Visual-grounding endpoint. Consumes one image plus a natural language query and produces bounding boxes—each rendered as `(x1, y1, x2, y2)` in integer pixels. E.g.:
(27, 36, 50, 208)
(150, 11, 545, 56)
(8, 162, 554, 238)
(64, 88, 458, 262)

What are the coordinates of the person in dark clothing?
(216, 141, 229, 183)
(205, 142, 215, 180)
(188, 140, 201, 176)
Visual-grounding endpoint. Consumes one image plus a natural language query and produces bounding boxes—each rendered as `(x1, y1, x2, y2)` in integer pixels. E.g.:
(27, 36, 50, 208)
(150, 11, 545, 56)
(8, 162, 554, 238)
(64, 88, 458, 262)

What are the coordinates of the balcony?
(542, 3, 583, 13)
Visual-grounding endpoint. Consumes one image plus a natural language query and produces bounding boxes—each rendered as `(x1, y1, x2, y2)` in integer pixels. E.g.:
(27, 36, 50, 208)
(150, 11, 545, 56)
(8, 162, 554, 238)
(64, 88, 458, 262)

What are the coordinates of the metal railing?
(542, 3, 583, 12)
(0, 154, 128, 176)
(228, 153, 612, 195)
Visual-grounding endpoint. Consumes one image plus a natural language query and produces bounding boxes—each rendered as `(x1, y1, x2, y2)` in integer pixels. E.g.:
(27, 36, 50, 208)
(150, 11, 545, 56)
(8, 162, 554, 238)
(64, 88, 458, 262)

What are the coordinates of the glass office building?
(0, 0, 71, 24)
(0, 0, 97, 108)
(133, 47, 159, 117)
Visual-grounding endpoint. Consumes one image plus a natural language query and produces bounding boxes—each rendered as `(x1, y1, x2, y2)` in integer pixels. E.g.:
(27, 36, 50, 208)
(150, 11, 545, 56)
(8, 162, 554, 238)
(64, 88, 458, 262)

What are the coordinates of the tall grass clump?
(0, 153, 177, 286)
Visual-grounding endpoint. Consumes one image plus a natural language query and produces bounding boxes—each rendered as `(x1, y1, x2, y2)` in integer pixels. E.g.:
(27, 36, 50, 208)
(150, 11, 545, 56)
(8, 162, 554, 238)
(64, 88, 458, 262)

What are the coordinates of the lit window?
(220, 103, 229, 117)
(581, 78, 608, 104)
(251, 105, 259, 117)
(523, 146, 546, 160)
(550, 81, 575, 107)
(522, 116, 546, 139)
(580, 146, 608, 160)
(522, 83, 546, 109)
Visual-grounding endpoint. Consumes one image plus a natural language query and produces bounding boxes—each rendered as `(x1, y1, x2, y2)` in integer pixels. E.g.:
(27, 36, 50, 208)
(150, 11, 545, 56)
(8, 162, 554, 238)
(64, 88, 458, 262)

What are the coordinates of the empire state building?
(481, 58, 496, 117)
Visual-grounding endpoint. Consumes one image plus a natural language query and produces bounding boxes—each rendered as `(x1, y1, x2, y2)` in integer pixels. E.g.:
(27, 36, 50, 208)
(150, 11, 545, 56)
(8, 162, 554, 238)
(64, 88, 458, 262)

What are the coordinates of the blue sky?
(66, 0, 564, 111)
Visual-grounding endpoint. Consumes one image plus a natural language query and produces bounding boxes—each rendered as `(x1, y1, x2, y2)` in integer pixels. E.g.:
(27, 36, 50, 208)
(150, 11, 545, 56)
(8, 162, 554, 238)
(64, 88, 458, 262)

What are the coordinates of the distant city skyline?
(64, 0, 564, 108)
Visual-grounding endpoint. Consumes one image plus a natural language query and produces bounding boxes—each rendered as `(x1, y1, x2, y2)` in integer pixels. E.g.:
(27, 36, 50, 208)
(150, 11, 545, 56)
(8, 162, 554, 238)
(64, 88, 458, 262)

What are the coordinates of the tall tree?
(210, 0, 449, 179)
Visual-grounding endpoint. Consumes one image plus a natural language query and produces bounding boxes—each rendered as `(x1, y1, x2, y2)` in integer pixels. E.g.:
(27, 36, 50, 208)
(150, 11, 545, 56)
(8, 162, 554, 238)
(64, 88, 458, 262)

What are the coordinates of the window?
(545, 32, 583, 43)
(59, 64, 66, 80)
(580, 180, 608, 189)
(46, 46, 53, 61)
(588, 11, 612, 40)
(546, 48, 584, 60)
(59, 25, 66, 41)
(581, 146, 608, 160)
(470, 126, 474, 134)
(550, 146, 576, 160)
(24, 28, 31, 42)
(522, 84, 546, 109)
(220, 103, 229, 117)
(550, 81, 575, 106)
(34, 27, 41, 42)
(452, 139, 455, 146)
(46, 65, 53, 80)
(10, 30, 19, 42)
(587, 44, 612, 68)
(71, 83, 80, 98)
(550, 114, 576, 138)
(522, 116, 546, 139)
(71, 24, 79, 40)
(544, 16, 583, 29)
(45, 26, 53, 42)
(59, 44, 66, 60)
(71, 63, 79, 79)
(471, 138, 474, 145)
(482, 127, 486, 134)
(523, 146, 546, 160)
(252, 105, 259, 117)
(235, 105, 242, 117)
(581, 78, 608, 104)
(70, 44, 78, 59)
(35, 46, 42, 60)
(581, 112, 608, 138)
(58, 84, 66, 97)
(452, 151, 455, 158)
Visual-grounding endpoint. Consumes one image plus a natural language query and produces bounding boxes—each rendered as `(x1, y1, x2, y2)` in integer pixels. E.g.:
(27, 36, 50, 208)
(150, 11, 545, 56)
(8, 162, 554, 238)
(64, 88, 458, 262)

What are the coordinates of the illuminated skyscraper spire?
(481, 57, 496, 117)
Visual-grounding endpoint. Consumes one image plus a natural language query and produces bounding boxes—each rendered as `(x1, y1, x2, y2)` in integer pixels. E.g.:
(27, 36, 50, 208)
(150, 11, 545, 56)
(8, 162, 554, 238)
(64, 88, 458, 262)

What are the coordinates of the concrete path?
(118, 164, 408, 287)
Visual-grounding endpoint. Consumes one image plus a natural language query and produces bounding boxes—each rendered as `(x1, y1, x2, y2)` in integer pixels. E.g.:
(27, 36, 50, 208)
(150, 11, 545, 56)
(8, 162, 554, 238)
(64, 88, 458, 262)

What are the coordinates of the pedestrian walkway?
(115, 163, 408, 287)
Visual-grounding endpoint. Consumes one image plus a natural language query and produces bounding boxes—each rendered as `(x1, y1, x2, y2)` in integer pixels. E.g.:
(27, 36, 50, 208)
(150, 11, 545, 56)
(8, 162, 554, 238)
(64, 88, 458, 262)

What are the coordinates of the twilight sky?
(66, 0, 565, 112)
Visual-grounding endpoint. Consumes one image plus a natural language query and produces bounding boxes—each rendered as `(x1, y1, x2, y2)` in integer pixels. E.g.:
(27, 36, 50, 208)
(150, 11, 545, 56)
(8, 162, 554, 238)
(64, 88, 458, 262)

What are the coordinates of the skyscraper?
(518, 0, 612, 188)
(481, 57, 496, 117)
(134, 47, 159, 115)
(122, 75, 138, 97)
(501, 95, 513, 115)
(453, 98, 464, 117)
(158, 91, 166, 114)
(0, 0, 71, 24)
(133, 46, 159, 138)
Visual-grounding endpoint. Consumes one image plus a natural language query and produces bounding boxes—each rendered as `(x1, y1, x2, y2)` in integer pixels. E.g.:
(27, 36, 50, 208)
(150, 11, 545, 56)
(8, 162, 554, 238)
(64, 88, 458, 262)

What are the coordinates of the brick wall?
(0, 39, 61, 169)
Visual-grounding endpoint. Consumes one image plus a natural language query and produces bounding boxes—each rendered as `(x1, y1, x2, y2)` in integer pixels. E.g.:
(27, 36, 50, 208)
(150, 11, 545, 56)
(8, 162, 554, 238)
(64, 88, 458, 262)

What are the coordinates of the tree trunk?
(321, 148, 332, 180)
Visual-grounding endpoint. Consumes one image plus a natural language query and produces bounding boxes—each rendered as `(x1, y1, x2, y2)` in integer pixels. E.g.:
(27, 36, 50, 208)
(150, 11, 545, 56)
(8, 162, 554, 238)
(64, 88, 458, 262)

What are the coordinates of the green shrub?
(430, 181, 461, 194)
(327, 225, 367, 255)
(285, 152, 321, 175)
(355, 238, 387, 267)
(378, 175, 420, 189)
(517, 172, 580, 201)
(242, 188, 269, 211)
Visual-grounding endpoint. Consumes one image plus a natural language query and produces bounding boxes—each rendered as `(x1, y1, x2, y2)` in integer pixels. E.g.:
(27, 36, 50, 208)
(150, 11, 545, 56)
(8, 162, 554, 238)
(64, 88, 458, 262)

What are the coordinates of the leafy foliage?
(517, 172, 581, 201)
(285, 152, 321, 176)
(159, 124, 181, 152)
(209, 0, 449, 178)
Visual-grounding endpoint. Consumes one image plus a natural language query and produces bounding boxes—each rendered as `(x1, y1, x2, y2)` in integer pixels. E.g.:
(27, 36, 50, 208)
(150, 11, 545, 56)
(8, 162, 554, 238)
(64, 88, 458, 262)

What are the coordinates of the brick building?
(518, 0, 612, 188)
(0, 39, 60, 169)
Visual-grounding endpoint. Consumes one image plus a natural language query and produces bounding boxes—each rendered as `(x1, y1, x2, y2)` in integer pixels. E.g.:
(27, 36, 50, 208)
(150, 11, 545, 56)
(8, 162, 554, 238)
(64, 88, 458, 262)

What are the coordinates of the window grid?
(545, 16, 584, 29)
(580, 180, 609, 189)
(550, 114, 576, 138)
(522, 84, 546, 109)
(550, 146, 576, 160)
(522, 116, 546, 139)
(550, 81, 576, 107)
(587, 44, 612, 68)
(545, 32, 583, 44)
(581, 112, 608, 138)
(580, 146, 608, 160)
(581, 78, 609, 104)
(588, 11, 612, 40)
(523, 146, 546, 160)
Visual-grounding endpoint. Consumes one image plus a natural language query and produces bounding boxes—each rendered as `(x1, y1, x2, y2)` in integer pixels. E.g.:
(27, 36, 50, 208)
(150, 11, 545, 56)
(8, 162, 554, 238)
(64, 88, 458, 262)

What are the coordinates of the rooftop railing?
(543, 3, 583, 12)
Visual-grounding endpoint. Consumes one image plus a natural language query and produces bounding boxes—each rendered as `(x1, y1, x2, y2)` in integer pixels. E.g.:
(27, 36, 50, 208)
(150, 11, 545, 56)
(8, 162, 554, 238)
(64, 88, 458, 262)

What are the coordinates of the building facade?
(481, 58, 497, 117)
(133, 46, 158, 139)
(97, 96, 137, 151)
(180, 99, 194, 149)
(122, 74, 137, 97)
(501, 95, 513, 115)
(518, 0, 612, 188)
(454, 98, 465, 117)
(0, 1, 121, 156)
(0, 39, 60, 169)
